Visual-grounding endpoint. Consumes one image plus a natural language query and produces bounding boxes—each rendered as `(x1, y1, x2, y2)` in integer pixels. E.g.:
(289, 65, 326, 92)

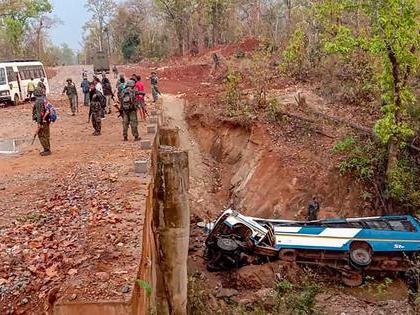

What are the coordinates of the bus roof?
(0, 59, 40, 63)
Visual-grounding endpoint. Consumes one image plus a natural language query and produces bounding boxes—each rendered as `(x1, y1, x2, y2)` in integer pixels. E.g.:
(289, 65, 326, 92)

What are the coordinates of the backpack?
(44, 100, 58, 123)
(98, 92, 106, 109)
(121, 90, 135, 111)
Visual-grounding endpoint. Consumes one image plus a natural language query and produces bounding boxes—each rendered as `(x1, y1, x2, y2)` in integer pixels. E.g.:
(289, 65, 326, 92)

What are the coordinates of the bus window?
(0, 68, 6, 85)
(6, 67, 16, 82)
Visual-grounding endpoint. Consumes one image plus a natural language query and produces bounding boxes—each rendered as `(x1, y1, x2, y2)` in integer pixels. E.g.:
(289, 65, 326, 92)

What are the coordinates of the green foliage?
(266, 97, 284, 122)
(2, 0, 52, 54)
(274, 280, 293, 294)
(250, 46, 274, 108)
(134, 279, 152, 298)
(333, 136, 386, 181)
(122, 32, 140, 61)
(387, 155, 420, 208)
(281, 28, 308, 77)
(316, 0, 418, 149)
(224, 70, 250, 117)
(274, 271, 322, 315)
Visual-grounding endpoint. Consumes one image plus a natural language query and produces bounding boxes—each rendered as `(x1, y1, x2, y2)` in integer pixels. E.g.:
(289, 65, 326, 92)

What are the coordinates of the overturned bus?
(205, 209, 420, 286)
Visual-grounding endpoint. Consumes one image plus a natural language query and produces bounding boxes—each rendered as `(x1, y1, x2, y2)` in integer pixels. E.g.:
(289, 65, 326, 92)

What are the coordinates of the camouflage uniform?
(150, 73, 159, 102)
(121, 81, 139, 141)
(37, 80, 46, 96)
(307, 197, 320, 221)
(32, 89, 50, 155)
(63, 81, 78, 115)
(90, 92, 102, 135)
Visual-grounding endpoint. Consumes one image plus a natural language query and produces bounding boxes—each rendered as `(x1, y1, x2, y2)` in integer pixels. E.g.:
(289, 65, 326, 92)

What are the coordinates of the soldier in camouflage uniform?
(62, 78, 78, 116)
(89, 82, 102, 136)
(120, 80, 140, 141)
(32, 87, 51, 156)
(150, 71, 160, 103)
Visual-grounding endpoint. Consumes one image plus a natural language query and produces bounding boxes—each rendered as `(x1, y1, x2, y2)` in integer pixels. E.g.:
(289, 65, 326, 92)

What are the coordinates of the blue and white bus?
(205, 209, 420, 286)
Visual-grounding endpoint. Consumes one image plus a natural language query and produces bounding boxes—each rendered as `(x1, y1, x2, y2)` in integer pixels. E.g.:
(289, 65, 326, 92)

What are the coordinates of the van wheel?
(349, 242, 372, 268)
(13, 94, 19, 106)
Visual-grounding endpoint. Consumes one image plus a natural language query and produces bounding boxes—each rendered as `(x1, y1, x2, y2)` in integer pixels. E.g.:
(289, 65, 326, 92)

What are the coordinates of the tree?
(85, 0, 116, 52)
(154, 0, 196, 55)
(316, 0, 419, 209)
(1, 0, 52, 55)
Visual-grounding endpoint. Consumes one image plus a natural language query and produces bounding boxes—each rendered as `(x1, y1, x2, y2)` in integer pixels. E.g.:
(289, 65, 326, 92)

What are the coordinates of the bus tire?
(341, 271, 363, 287)
(13, 94, 19, 106)
(349, 242, 372, 268)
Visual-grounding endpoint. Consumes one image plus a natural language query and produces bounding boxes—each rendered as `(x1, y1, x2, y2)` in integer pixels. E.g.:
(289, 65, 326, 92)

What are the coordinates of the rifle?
(114, 102, 123, 118)
(88, 107, 92, 123)
(31, 124, 41, 145)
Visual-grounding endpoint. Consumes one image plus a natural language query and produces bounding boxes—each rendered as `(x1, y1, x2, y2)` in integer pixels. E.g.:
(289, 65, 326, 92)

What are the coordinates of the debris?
(216, 288, 239, 298)
(96, 272, 110, 282)
(121, 285, 130, 294)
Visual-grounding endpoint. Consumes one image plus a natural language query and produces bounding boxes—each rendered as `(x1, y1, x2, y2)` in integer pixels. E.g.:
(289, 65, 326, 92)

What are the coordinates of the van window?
(0, 68, 6, 85)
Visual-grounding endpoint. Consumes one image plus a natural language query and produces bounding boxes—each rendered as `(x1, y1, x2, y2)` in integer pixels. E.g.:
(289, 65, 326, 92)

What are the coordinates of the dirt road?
(0, 66, 150, 314)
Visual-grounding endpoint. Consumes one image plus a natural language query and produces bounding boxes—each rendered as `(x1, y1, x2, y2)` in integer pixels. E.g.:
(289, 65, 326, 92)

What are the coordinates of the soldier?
(102, 73, 114, 114)
(62, 78, 78, 116)
(32, 88, 51, 156)
(116, 75, 126, 103)
(134, 75, 146, 121)
(307, 196, 320, 221)
(120, 80, 140, 141)
(37, 77, 46, 96)
(112, 65, 118, 79)
(27, 78, 35, 99)
(150, 71, 160, 103)
(88, 82, 102, 136)
(81, 77, 90, 106)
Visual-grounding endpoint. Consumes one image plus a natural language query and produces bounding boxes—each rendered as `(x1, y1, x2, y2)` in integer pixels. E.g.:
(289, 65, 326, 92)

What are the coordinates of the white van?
(0, 60, 50, 105)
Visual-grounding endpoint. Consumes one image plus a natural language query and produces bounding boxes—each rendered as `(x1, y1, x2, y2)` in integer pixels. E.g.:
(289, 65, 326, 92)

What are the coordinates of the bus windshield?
(0, 68, 6, 85)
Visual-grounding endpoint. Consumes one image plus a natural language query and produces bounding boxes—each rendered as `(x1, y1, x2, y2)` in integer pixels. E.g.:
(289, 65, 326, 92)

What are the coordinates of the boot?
(123, 137, 128, 141)
(40, 150, 51, 156)
(134, 137, 141, 141)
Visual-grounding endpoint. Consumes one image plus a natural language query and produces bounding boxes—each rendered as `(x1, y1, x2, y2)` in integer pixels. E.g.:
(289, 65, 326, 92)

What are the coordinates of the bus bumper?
(0, 94, 11, 102)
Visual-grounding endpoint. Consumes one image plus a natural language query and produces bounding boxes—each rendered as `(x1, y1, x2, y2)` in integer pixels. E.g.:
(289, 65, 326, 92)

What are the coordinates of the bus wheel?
(349, 242, 372, 268)
(13, 94, 19, 106)
(341, 271, 363, 287)
(279, 249, 297, 262)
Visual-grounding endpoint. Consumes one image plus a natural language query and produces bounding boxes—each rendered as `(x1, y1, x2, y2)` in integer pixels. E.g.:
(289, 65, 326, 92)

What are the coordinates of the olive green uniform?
(32, 96, 50, 152)
(121, 88, 139, 140)
(63, 83, 78, 114)
(90, 93, 102, 134)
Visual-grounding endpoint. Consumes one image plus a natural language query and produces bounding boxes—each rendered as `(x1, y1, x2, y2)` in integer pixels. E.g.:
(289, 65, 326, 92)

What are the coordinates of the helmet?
(66, 78, 72, 82)
(126, 80, 135, 87)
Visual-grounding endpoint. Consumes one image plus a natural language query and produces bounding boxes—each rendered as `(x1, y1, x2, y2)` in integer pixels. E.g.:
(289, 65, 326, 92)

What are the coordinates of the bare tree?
(85, 0, 116, 52)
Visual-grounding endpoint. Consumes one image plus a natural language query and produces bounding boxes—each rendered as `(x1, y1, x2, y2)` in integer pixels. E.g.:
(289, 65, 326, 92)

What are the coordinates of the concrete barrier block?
(147, 125, 157, 134)
(149, 116, 158, 124)
(140, 140, 152, 150)
(134, 159, 149, 174)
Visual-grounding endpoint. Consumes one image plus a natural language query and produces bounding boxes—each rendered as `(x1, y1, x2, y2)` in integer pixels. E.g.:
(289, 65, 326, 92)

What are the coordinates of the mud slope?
(187, 109, 369, 220)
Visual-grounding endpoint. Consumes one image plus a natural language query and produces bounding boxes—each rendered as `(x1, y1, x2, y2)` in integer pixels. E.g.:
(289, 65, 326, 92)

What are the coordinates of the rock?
(96, 272, 110, 282)
(121, 285, 130, 294)
(69, 294, 77, 301)
(20, 298, 29, 305)
(216, 288, 239, 298)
